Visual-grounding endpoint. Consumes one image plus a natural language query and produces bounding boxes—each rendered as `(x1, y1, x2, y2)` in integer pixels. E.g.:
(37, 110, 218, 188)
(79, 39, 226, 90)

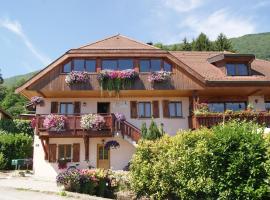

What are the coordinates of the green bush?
(141, 119, 163, 140)
(0, 132, 33, 169)
(0, 152, 7, 169)
(0, 119, 33, 136)
(130, 120, 270, 199)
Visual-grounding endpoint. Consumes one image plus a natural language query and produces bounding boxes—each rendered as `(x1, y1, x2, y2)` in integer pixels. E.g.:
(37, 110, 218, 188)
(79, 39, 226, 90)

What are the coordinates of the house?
(16, 34, 270, 178)
(0, 107, 12, 120)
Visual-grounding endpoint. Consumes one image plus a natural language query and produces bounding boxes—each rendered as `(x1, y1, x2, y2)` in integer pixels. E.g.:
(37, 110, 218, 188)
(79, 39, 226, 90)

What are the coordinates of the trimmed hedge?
(130, 120, 270, 199)
(0, 131, 33, 169)
(0, 119, 33, 136)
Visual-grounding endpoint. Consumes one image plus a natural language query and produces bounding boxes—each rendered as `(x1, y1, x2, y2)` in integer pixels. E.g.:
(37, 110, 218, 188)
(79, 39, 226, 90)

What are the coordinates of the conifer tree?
(193, 33, 212, 51)
(214, 33, 233, 51)
(181, 37, 192, 51)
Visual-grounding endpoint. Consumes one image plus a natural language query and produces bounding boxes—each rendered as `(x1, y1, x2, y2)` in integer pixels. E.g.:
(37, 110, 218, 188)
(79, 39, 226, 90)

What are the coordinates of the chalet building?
(16, 34, 270, 178)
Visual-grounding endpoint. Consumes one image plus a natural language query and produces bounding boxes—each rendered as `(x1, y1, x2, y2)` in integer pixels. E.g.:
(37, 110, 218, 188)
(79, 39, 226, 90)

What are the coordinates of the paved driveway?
(0, 187, 74, 200)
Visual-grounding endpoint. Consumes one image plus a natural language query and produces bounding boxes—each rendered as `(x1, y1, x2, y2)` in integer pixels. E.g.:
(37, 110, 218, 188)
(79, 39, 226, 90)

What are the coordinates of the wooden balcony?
(35, 114, 141, 142)
(189, 113, 270, 129)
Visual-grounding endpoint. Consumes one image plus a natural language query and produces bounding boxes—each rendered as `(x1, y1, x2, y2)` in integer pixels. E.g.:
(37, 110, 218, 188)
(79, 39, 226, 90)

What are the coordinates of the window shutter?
(152, 101, 159, 118)
(130, 101, 137, 118)
(48, 144, 57, 163)
(163, 100, 170, 118)
(73, 143, 80, 162)
(51, 102, 58, 113)
(74, 102, 81, 114)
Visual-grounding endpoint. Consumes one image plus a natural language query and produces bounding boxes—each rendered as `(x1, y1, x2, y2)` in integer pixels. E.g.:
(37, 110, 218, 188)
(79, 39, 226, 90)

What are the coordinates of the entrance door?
(97, 102, 110, 114)
(97, 144, 110, 169)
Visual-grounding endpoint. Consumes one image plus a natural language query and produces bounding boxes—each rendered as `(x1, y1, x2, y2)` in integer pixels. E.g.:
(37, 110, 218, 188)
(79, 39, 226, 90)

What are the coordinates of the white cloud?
(182, 9, 256, 40)
(0, 18, 51, 65)
(163, 0, 203, 12)
(254, 0, 270, 9)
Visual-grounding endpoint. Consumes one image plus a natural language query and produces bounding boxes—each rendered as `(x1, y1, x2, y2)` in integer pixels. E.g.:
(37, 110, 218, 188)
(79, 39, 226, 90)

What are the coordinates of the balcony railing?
(35, 113, 141, 142)
(189, 113, 270, 129)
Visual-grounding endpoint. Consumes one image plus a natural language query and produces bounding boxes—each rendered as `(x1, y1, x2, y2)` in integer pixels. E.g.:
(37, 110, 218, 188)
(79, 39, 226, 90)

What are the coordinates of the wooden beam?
(84, 136, 89, 161)
(40, 137, 49, 160)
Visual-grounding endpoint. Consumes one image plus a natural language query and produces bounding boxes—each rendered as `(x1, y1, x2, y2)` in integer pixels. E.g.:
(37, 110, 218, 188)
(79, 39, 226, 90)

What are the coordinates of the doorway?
(97, 102, 110, 114)
(97, 144, 110, 169)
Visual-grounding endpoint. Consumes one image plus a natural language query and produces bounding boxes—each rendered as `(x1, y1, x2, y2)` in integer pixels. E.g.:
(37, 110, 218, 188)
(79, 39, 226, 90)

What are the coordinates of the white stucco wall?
(33, 135, 135, 178)
(248, 96, 265, 111)
(36, 97, 190, 135)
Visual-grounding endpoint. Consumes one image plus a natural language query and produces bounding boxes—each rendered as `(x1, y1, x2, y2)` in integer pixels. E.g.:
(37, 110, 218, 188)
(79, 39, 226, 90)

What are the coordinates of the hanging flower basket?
(105, 140, 120, 150)
(30, 96, 44, 106)
(148, 71, 172, 83)
(97, 69, 138, 93)
(65, 71, 90, 85)
(43, 114, 67, 132)
(80, 114, 105, 130)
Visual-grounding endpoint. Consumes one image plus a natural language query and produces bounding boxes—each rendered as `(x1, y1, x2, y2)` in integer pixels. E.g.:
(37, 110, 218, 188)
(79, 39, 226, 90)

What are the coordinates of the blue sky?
(0, 0, 269, 78)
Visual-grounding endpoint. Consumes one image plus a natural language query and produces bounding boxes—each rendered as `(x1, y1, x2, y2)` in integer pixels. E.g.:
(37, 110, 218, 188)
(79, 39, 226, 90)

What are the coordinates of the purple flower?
(148, 71, 172, 83)
(65, 71, 90, 85)
(31, 96, 43, 105)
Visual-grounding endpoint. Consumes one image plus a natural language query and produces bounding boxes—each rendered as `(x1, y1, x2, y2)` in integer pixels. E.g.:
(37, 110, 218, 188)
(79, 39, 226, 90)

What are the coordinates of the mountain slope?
(230, 32, 270, 60)
(3, 71, 38, 88)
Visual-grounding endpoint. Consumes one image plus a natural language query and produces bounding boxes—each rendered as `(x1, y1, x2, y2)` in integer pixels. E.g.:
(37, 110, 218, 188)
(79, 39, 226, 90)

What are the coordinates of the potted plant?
(80, 114, 105, 130)
(43, 114, 67, 132)
(65, 71, 90, 85)
(30, 96, 44, 107)
(148, 71, 172, 83)
(97, 69, 138, 94)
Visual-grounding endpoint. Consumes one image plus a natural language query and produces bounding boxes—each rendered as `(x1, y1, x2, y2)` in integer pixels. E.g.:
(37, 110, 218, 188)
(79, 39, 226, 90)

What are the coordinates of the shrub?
(0, 119, 33, 136)
(0, 132, 33, 169)
(130, 120, 270, 199)
(56, 169, 121, 198)
(141, 119, 163, 141)
(0, 152, 7, 169)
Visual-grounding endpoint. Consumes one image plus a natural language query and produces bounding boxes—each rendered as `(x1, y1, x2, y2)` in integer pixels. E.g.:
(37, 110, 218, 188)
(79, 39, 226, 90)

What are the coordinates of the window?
(164, 61, 172, 71)
(208, 102, 246, 112)
(58, 144, 72, 162)
(102, 60, 117, 70)
(225, 102, 246, 111)
(138, 102, 151, 118)
(73, 59, 85, 71)
(60, 103, 74, 114)
(118, 59, 133, 70)
(63, 61, 71, 73)
(139, 60, 150, 72)
(101, 59, 133, 70)
(85, 60, 96, 72)
(139, 59, 171, 72)
(226, 63, 248, 76)
(169, 102, 182, 117)
(208, 103, 225, 112)
(62, 59, 96, 72)
(266, 102, 270, 111)
(151, 59, 161, 71)
(98, 145, 109, 160)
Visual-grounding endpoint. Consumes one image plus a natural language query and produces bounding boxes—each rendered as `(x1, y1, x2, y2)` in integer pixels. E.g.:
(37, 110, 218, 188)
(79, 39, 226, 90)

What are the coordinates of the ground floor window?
(169, 101, 182, 117)
(59, 102, 74, 114)
(265, 102, 270, 111)
(58, 144, 72, 162)
(208, 102, 246, 112)
(138, 102, 151, 118)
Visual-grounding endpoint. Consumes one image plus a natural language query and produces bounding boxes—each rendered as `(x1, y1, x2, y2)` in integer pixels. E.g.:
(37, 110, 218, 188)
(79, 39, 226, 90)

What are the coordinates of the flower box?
(80, 114, 105, 130)
(65, 71, 90, 85)
(148, 71, 172, 83)
(43, 114, 67, 132)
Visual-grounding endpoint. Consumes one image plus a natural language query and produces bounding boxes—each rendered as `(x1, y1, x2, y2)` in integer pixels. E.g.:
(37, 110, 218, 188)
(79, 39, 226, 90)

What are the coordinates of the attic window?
(226, 63, 249, 76)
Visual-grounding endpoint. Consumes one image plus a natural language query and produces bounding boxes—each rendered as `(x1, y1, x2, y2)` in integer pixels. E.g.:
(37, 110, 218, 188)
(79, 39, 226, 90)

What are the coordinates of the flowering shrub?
(148, 71, 172, 83)
(114, 113, 126, 121)
(30, 96, 44, 105)
(105, 140, 120, 150)
(56, 168, 120, 197)
(193, 103, 209, 115)
(97, 69, 138, 93)
(43, 114, 67, 132)
(65, 71, 89, 85)
(80, 114, 105, 130)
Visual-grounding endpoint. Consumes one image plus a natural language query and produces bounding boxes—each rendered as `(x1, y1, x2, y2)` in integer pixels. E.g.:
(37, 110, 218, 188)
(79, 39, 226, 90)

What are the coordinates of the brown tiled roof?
(169, 51, 270, 82)
(79, 34, 160, 50)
